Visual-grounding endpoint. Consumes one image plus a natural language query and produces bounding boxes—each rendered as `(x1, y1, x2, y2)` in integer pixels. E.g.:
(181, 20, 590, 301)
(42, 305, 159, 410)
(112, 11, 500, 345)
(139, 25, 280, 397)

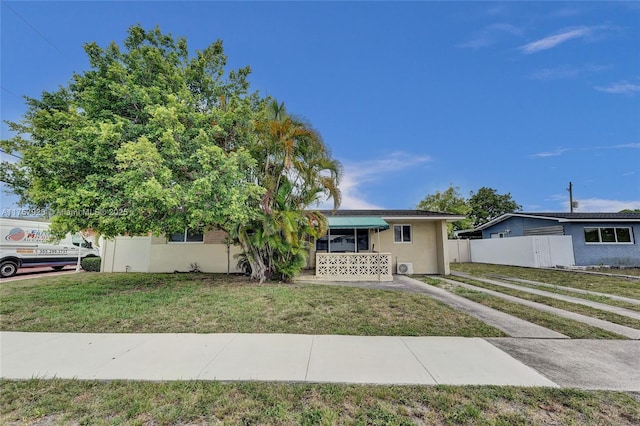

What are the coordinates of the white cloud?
(570, 198, 640, 212)
(315, 152, 432, 210)
(548, 194, 640, 212)
(549, 8, 583, 18)
(610, 143, 640, 149)
(520, 27, 593, 54)
(486, 23, 523, 36)
(530, 148, 569, 158)
(531, 143, 639, 158)
(594, 81, 640, 95)
(458, 23, 523, 50)
(527, 64, 608, 81)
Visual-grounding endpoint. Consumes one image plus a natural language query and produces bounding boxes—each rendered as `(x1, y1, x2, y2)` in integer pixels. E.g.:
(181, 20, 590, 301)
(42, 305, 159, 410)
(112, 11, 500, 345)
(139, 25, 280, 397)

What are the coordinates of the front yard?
(0, 273, 502, 337)
(2, 271, 640, 424)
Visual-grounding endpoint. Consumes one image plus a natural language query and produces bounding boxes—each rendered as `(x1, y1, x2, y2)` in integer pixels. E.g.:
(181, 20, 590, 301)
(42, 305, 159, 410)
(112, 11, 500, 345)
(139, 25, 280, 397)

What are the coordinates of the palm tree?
(236, 99, 341, 282)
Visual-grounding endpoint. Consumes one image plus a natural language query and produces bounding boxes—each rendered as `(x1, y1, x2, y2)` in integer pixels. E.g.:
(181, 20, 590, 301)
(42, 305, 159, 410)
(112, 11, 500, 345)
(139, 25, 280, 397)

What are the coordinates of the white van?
(0, 218, 100, 278)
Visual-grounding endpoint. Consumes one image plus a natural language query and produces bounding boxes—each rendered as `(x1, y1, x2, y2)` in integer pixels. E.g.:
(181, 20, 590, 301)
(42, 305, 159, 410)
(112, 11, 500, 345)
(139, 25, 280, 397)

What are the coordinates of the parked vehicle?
(0, 218, 99, 278)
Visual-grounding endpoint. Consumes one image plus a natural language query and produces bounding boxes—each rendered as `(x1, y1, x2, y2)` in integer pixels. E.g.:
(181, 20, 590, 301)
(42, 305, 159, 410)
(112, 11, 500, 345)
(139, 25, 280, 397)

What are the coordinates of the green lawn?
(0, 273, 503, 337)
(2, 379, 639, 425)
(451, 263, 640, 299)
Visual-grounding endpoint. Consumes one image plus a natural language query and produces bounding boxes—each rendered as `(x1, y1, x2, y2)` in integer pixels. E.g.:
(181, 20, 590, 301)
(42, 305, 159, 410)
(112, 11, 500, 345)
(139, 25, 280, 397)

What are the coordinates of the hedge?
(81, 257, 101, 272)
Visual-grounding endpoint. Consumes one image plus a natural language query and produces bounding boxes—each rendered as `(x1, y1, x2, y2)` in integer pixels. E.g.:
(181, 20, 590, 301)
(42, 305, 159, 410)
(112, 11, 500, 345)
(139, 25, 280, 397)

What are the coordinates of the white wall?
(101, 237, 243, 273)
(148, 244, 243, 273)
(469, 236, 575, 268)
(101, 236, 152, 272)
(448, 239, 471, 263)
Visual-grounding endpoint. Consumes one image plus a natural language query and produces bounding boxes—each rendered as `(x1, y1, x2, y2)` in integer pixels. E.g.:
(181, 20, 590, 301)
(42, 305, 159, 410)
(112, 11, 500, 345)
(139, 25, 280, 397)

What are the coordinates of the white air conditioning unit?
(397, 262, 413, 275)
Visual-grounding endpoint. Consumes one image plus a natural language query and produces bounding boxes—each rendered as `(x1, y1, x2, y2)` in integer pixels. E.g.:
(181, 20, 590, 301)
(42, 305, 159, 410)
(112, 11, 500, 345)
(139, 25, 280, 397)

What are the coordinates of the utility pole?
(567, 181, 574, 213)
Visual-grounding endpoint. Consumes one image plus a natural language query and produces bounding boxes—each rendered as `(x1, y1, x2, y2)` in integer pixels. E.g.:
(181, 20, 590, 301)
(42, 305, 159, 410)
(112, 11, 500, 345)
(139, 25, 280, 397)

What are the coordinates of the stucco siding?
(377, 220, 440, 274)
(148, 243, 243, 273)
(566, 222, 640, 266)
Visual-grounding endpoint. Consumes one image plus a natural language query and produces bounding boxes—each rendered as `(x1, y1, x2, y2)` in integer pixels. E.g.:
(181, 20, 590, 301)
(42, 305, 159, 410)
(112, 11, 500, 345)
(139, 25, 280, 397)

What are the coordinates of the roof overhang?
(327, 216, 390, 230)
(474, 212, 640, 231)
(381, 215, 466, 222)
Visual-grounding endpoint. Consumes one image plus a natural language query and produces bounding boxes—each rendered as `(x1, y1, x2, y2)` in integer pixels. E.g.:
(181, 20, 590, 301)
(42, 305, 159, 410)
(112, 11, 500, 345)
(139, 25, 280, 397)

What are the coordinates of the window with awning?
(317, 217, 389, 253)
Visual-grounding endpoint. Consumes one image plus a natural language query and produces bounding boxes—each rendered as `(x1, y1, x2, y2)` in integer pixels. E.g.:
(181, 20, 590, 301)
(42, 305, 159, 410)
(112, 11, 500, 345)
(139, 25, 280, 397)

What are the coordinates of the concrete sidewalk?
(1, 332, 557, 387)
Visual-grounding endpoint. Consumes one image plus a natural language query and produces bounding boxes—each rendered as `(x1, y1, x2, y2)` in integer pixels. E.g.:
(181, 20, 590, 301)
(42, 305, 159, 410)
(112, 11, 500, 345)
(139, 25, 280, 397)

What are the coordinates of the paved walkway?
(298, 275, 568, 339)
(2, 332, 639, 391)
(0, 331, 557, 387)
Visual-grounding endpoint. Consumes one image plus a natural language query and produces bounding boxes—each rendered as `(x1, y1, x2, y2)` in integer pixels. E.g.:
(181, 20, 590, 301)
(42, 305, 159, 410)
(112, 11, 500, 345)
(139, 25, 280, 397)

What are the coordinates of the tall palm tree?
(237, 99, 341, 282)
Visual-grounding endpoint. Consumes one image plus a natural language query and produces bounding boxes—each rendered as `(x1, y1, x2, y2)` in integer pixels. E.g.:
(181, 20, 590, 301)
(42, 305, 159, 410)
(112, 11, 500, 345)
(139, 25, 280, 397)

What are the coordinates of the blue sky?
(1, 1, 639, 213)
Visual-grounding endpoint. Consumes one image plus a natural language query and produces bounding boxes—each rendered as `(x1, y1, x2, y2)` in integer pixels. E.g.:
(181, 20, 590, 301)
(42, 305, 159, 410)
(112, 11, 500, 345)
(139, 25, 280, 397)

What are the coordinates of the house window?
(584, 227, 634, 244)
(394, 225, 412, 243)
(316, 229, 369, 252)
(168, 229, 204, 243)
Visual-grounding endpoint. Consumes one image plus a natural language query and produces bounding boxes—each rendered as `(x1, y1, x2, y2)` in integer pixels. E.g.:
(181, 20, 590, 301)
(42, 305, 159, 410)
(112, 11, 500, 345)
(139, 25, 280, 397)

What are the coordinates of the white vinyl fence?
(466, 236, 575, 268)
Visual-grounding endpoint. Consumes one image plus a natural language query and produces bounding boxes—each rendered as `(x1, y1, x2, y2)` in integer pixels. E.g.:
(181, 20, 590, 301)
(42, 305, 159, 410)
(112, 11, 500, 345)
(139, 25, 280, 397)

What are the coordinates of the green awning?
(327, 216, 389, 230)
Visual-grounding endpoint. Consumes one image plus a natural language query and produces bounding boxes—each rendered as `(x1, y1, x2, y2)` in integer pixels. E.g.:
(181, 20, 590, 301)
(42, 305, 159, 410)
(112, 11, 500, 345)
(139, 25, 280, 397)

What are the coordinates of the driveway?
(488, 338, 640, 391)
(1, 266, 78, 282)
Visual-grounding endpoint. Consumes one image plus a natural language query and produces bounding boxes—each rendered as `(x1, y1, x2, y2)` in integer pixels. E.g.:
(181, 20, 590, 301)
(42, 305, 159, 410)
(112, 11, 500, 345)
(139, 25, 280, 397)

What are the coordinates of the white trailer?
(0, 218, 99, 278)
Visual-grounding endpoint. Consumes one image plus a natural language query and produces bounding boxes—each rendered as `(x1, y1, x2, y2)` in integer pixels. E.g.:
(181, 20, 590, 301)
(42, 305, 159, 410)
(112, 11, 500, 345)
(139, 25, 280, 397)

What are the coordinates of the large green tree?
(416, 184, 472, 236)
(1, 25, 342, 282)
(468, 187, 521, 227)
(1, 25, 265, 238)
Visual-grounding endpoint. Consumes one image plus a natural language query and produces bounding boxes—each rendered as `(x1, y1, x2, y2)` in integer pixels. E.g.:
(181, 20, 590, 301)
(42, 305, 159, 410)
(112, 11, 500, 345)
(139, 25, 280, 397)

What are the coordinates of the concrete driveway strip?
(491, 275, 640, 305)
(396, 276, 568, 339)
(488, 338, 640, 391)
(452, 272, 640, 320)
(440, 278, 640, 339)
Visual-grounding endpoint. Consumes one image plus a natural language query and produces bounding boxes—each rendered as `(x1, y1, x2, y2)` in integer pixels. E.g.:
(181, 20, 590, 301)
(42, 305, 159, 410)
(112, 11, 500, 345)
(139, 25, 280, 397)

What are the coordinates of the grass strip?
(0, 273, 502, 337)
(2, 379, 639, 425)
(451, 263, 640, 299)
(423, 278, 625, 339)
(448, 276, 640, 331)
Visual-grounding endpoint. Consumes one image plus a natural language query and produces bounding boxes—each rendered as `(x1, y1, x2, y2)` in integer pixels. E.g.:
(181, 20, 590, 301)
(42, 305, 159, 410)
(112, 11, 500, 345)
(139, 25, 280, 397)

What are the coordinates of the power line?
(1, 0, 64, 55)
(0, 149, 23, 160)
(1, 85, 21, 99)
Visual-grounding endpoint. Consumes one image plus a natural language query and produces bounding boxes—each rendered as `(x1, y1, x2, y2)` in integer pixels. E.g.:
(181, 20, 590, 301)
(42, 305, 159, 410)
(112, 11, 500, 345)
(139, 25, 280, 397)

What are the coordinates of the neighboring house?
(474, 212, 640, 267)
(101, 209, 464, 277)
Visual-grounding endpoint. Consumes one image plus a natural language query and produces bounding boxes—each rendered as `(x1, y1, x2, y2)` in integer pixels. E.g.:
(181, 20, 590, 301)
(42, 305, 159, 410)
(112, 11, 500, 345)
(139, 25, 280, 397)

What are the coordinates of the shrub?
(81, 257, 101, 272)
